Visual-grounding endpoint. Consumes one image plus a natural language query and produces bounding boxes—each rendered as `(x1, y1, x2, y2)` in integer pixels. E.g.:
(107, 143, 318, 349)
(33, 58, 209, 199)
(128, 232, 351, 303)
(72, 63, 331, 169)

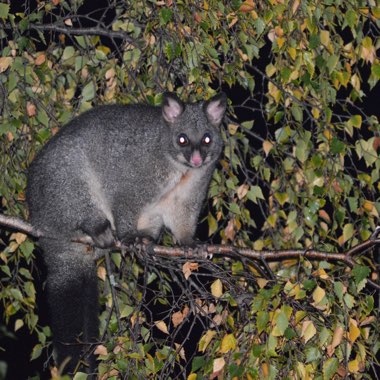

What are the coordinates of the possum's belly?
(136, 168, 201, 238)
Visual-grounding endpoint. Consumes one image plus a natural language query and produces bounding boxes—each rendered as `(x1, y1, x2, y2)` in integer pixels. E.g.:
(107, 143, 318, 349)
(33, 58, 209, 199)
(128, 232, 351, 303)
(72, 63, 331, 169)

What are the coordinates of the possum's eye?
(177, 133, 189, 146)
(202, 133, 212, 145)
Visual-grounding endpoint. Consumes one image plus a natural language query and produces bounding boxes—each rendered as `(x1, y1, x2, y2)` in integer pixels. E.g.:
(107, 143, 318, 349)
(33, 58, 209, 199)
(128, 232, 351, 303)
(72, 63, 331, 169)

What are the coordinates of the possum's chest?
(136, 169, 204, 236)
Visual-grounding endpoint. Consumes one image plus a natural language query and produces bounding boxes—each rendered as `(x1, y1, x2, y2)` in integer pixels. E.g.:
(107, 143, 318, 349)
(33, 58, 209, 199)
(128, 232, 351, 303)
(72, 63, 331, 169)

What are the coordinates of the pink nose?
(191, 152, 203, 167)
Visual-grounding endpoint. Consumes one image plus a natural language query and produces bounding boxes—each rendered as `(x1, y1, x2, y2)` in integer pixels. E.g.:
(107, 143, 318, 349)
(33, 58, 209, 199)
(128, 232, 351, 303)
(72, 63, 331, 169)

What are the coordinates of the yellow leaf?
(187, 374, 197, 380)
(320, 30, 330, 47)
(211, 279, 223, 298)
(155, 320, 169, 335)
(312, 286, 326, 304)
(351, 74, 361, 92)
(199, 330, 216, 352)
(220, 333, 236, 353)
(266, 63, 277, 77)
(312, 268, 330, 280)
(301, 320, 316, 343)
(348, 359, 360, 374)
(311, 107, 320, 119)
(277, 37, 285, 48)
(14, 319, 24, 331)
(228, 123, 239, 135)
(288, 47, 296, 60)
(256, 278, 268, 288)
(363, 200, 373, 212)
(349, 319, 360, 343)
(268, 82, 281, 103)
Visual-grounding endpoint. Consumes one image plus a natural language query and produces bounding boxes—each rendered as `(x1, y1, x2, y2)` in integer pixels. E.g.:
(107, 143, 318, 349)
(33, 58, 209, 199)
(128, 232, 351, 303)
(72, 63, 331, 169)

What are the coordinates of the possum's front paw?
(91, 220, 116, 248)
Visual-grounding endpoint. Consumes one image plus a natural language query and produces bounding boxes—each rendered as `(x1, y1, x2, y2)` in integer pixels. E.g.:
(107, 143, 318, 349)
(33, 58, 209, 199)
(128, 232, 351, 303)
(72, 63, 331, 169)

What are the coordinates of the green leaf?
(82, 82, 95, 101)
(330, 137, 345, 154)
(62, 46, 75, 61)
(309, 34, 320, 49)
(30, 344, 43, 360)
(342, 223, 354, 243)
(208, 213, 218, 236)
(305, 346, 321, 363)
(73, 372, 89, 380)
(291, 104, 303, 122)
(274, 310, 289, 336)
(191, 356, 206, 372)
(323, 357, 339, 380)
(345, 9, 357, 30)
(352, 265, 371, 284)
(256, 311, 269, 333)
(347, 115, 362, 129)
(247, 186, 264, 204)
(159, 8, 173, 25)
(0, 3, 9, 19)
(333, 282, 344, 302)
(371, 63, 380, 79)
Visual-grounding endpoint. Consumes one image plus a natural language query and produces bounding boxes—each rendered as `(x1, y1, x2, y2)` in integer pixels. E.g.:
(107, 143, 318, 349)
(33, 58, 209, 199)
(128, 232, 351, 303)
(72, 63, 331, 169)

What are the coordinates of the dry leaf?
(11, 232, 27, 245)
(237, 184, 249, 199)
(172, 306, 190, 327)
(94, 344, 108, 356)
(174, 343, 186, 361)
(239, 0, 255, 13)
(97, 266, 106, 281)
(182, 261, 199, 280)
(26, 102, 37, 117)
(35, 54, 46, 66)
(0, 57, 12, 73)
(64, 18, 73, 26)
(211, 357, 225, 379)
(224, 219, 236, 241)
(292, 0, 300, 14)
(301, 320, 316, 343)
(319, 209, 331, 223)
(155, 320, 169, 335)
(263, 140, 274, 156)
(327, 325, 344, 356)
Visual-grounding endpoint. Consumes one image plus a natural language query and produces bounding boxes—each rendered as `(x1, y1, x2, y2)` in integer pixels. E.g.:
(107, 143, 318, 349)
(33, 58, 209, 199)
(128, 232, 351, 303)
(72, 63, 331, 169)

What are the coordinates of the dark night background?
(0, 1, 379, 379)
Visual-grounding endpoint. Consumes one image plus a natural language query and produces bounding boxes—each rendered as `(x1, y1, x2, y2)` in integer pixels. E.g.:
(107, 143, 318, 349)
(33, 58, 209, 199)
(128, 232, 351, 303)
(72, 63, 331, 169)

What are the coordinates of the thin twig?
(104, 251, 122, 332)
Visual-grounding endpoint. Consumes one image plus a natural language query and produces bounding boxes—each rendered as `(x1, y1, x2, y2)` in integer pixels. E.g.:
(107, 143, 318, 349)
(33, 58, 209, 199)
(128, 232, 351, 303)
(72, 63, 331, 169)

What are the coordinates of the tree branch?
(24, 23, 139, 46)
(1, 213, 379, 288)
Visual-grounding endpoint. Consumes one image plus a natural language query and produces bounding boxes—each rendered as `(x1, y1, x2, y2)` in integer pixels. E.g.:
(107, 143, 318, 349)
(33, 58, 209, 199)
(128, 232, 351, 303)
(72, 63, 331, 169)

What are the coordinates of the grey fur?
(26, 93, 226, 375)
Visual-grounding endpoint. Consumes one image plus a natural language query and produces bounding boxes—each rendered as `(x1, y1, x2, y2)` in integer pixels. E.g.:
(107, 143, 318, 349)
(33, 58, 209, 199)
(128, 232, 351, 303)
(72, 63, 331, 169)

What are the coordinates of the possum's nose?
(190, 151, 203, 167)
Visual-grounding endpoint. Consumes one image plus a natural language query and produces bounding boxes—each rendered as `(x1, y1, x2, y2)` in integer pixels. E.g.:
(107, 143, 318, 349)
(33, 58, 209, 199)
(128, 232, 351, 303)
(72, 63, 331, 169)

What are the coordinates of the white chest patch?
(136, 167, 205, 237)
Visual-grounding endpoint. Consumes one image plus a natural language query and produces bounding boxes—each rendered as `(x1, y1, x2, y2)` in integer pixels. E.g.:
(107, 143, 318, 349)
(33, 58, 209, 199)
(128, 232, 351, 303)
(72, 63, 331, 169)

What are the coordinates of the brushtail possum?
(26, 93, 226, 375)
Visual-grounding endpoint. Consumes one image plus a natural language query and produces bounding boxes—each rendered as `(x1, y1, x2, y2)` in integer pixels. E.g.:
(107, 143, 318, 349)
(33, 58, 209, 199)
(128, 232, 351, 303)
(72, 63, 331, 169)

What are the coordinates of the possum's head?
(162, 93, 226, 169)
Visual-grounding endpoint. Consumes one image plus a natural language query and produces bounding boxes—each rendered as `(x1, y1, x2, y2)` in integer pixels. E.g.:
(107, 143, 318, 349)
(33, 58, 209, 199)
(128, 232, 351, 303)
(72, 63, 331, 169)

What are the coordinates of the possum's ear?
(162, 93, 185, 124)
(204, 93, 227, 127)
